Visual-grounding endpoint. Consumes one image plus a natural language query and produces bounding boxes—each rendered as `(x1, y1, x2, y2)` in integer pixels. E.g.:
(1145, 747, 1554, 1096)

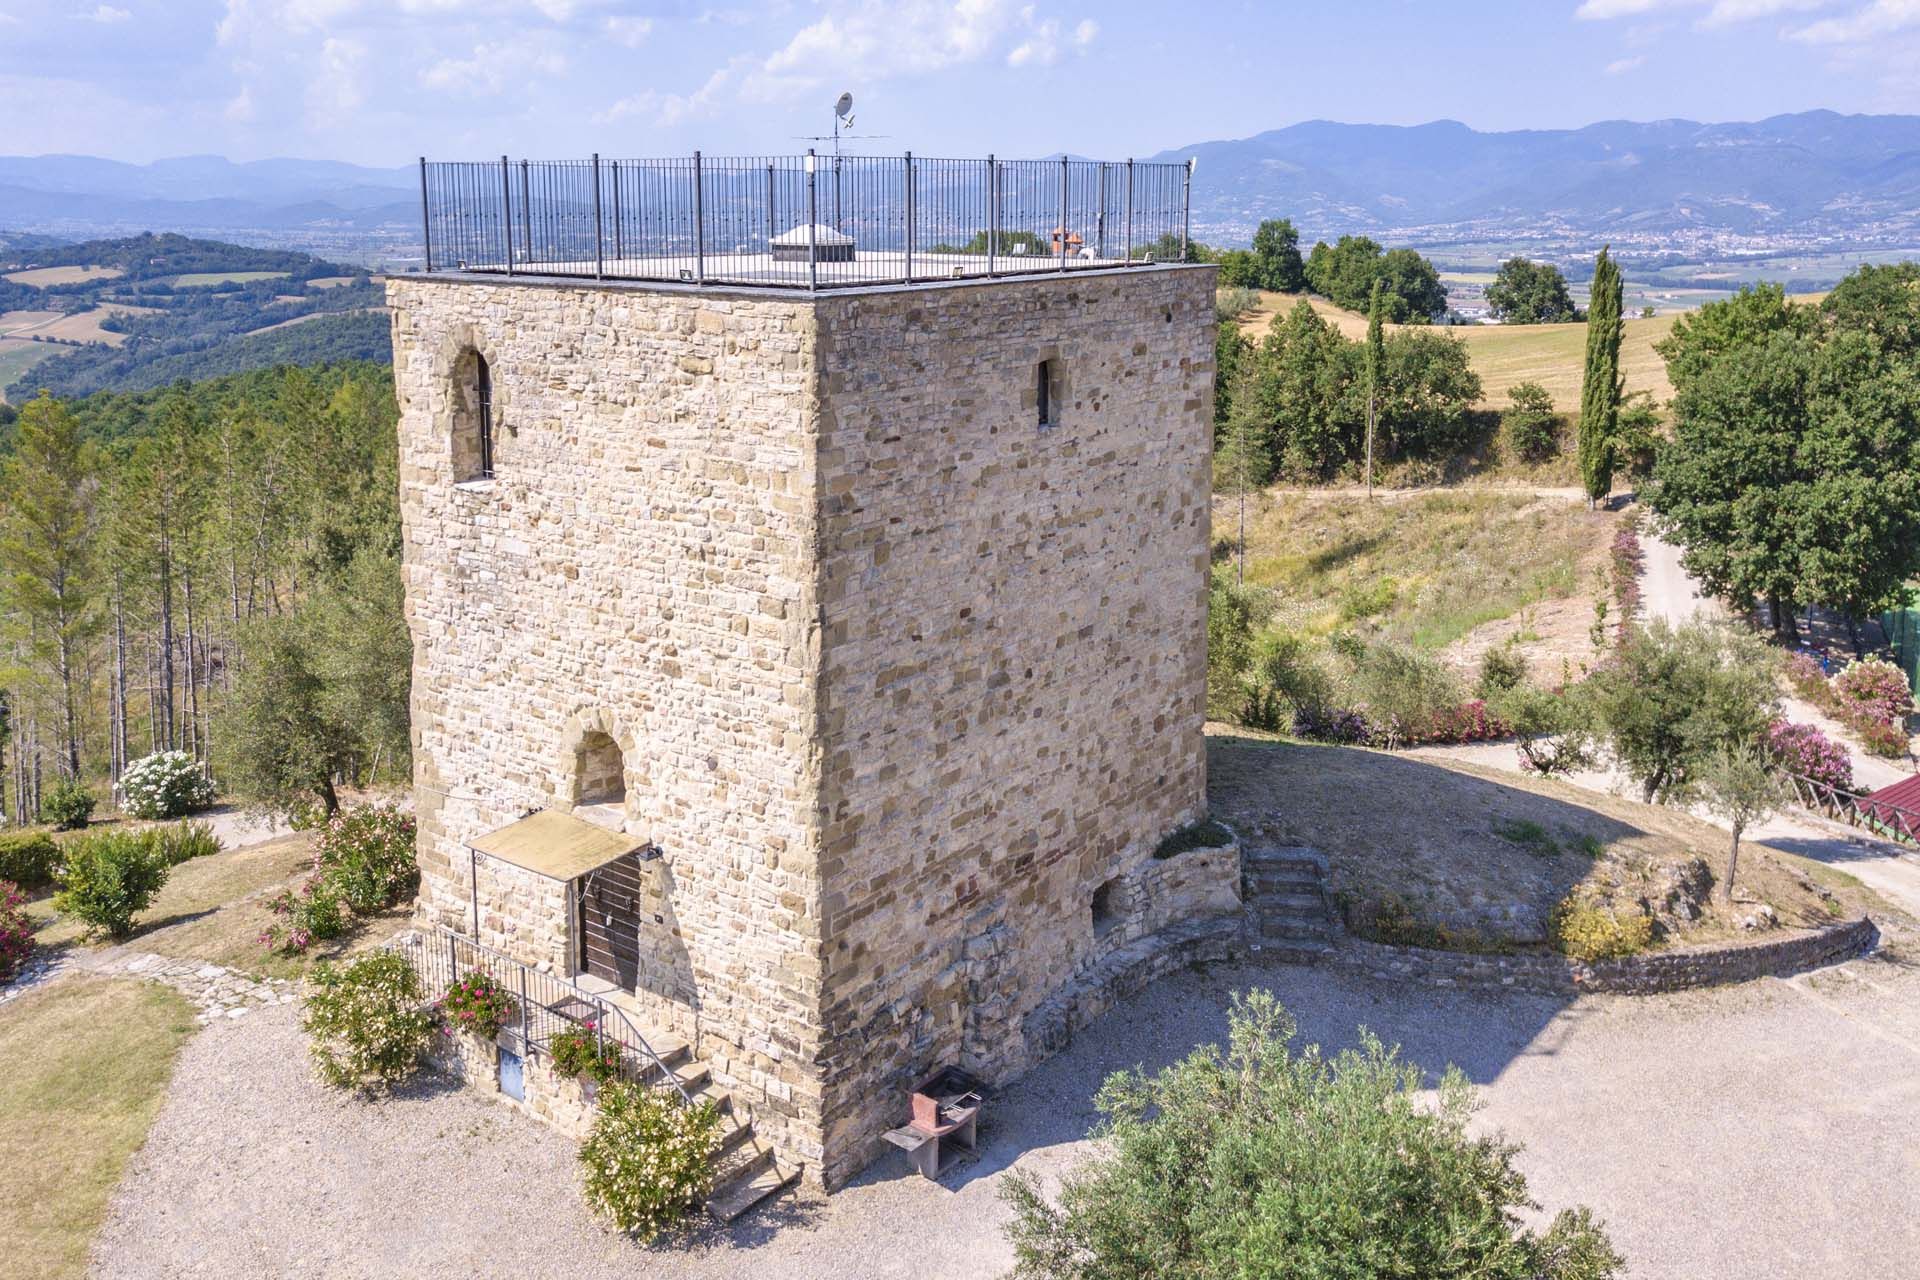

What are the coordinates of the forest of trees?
(0, 360, 407, 823)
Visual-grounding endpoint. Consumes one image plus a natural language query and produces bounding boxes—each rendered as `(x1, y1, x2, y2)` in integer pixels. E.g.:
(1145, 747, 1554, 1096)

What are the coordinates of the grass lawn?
(167, 270, 288, 287)
(1228, 488, 1614, 653)
(0, 976, 196, 1280)
(28, 832, 409, 981)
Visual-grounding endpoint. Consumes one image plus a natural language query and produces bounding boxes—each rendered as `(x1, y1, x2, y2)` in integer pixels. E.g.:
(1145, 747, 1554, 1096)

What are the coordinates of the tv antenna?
(795, 90, 886, 157)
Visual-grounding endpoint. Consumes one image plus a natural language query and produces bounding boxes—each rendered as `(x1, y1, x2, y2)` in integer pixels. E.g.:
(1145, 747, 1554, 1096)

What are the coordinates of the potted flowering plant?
(438, 971, 519, 1042)
(550, 1020, 623, 1100)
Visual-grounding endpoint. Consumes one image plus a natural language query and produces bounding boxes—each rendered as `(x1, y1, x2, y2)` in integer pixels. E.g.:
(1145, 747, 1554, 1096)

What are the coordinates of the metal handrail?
(416, 151, 1197, 291)
(1786, 772, 1920, 847)
(387, 926, 698, 1108)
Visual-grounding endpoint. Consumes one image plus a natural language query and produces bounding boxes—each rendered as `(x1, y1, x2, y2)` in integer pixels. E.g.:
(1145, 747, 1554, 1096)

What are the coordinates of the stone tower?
(388, 255, 1227, 1188)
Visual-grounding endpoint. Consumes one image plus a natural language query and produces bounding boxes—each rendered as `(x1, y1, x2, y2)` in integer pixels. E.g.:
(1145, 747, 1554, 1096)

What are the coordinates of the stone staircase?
(598, 991, 800, 1224)
(1241, 845, 1338, 962)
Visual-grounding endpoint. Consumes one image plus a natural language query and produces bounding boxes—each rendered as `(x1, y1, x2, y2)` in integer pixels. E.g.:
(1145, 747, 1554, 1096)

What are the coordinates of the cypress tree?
(1578, 248, 1623, 507)
(1365, 279, 1385, 497)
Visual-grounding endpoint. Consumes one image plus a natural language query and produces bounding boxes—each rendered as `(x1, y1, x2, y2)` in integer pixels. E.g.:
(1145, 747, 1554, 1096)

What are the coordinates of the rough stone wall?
(389, 277, 829, 1168)
(806, 268, 1218, 1186)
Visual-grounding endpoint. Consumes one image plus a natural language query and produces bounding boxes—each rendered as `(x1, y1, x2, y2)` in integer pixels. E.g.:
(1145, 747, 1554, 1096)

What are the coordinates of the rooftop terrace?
(419, 152, 1194, 291)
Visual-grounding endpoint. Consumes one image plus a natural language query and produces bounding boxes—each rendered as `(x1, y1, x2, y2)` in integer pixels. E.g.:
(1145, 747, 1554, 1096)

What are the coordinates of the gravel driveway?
(92, 942, 1920, 1280)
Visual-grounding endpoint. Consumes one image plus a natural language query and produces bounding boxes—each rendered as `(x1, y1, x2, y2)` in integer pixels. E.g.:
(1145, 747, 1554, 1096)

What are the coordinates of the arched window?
(574, 731, 626, 807)
(452, 348, 496, 482)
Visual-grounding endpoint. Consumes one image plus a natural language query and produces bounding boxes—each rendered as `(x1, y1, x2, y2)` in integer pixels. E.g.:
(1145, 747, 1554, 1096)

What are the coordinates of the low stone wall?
(1330, 917, 1879, 996)
(427, 1028, 599, 1140)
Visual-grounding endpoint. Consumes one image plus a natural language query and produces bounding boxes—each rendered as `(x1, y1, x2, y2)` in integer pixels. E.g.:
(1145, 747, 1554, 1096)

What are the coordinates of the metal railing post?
(903, 152, 915, 284)
(1058, 156, 1069, 273)
(518, 966, 530, 1053)
(419, 157, 432, 272)
(591, 152, 603, 280)
(447, 930, 457, 984)
(1183, 157, 1195, 263)
(611, 160, 622, 261)
(806, 150, 819, 291)
(692, 150, 705, 285)
(765, 162, 775, 255)
(500, 156, 514, 274)
(988, 155, 998, 276)
(1124, 158, 1135, 264)
(519, 160, 532, 263)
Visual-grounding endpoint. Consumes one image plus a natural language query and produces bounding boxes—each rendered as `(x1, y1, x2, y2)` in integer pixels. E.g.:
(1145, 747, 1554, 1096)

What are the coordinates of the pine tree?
(1578, 248, 1623, 508)
(1365, 279, 1385, 497)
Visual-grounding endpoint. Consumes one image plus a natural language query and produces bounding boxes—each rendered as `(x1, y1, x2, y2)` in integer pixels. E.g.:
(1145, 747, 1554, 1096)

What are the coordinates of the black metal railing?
(387, 926, 697, 1106)
(418, 151, 1195, 290)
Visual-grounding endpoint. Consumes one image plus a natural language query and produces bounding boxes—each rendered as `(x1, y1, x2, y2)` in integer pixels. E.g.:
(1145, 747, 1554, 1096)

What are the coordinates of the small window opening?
(475, 354, 495, 480)
(574, 731, 626, 807)
(1091, 876, 1122, 937)
(1037, 359, 1055, 428)
(453, 347, 497, 484)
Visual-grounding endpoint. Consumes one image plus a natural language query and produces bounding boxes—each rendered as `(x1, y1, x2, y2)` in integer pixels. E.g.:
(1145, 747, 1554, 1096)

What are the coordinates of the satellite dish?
(834, 92, 854, 121)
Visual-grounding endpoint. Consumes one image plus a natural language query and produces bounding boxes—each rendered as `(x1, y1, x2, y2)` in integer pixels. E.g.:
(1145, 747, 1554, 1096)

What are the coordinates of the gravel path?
(90, 947, 1920, 1280)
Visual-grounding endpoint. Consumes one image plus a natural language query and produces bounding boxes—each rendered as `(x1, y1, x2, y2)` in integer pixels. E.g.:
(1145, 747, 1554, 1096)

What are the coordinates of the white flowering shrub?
(119, 751, 216, 820)
(301, 951, 434, 1089)
(579, 1082, 723, 1240)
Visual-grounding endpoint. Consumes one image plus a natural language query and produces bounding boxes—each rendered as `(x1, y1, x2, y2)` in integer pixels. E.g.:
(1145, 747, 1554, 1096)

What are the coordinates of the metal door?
(578, 853, 643, 990)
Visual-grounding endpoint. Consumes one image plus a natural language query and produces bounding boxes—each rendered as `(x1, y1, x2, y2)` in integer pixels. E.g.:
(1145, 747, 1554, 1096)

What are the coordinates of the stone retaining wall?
(428, 1029, 599, 1140)
(1331, 917, 1878, 995)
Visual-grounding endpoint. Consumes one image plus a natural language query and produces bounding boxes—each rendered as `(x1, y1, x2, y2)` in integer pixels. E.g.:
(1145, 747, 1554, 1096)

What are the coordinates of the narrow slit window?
(475, 354, 495, 479)
(1036, 359, 1053, 428)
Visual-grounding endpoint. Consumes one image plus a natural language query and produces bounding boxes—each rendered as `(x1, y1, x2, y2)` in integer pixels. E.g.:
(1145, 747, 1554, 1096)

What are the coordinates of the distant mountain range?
(1150, 110, 1920, 243)
(0, 154, 416, 233)
(6, 111, 1920, 247)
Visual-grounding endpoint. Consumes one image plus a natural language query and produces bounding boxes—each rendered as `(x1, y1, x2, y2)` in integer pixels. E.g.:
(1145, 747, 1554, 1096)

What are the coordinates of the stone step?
(1249, 890, 1328, 914)
(1246, 867, 1324, 889)
(706, 1150, 799, 1225)
(642, 1058, 710, 1093)
(1246, 940, 1334, 965)
(1258, 917, 1336, 942)
(1244, 846, 1328, 872)
(715, 1118, 757, 1161)
(689, 1080, 736, 1117)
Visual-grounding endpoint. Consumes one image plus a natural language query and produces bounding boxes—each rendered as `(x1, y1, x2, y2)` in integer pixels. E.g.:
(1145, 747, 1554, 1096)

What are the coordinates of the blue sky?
(6, 0, 1920, 164)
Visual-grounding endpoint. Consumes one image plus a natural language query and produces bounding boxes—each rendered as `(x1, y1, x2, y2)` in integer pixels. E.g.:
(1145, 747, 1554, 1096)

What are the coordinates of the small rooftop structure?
(418, 150, 1194, 290)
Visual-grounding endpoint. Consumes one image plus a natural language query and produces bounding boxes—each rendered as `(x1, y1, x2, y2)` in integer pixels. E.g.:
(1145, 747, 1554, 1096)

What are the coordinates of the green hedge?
(0, 832, 60, 889)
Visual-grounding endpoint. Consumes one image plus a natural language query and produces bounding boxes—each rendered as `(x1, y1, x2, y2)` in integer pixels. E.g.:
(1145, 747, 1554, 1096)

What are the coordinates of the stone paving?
(0, 944, 292, 1022)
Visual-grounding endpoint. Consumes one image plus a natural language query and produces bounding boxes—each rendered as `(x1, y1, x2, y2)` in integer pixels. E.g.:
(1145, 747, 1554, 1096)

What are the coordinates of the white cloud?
(603, 14, 651, 45)
(1605, 53, 1648, 71)
(1072, 17, 1096, 45)
(1792, 0, 1920, 41)
(306, 35, 365, 123)
(420, 41, 568, 95)
(1575, 0, 1832, 22)
(224, 85, 255, 121)
(81, 4, 131, 21)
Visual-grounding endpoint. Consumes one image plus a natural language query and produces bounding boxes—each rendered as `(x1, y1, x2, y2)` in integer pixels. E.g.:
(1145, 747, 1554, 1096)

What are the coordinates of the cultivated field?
(305, 275, 359, 288)
(168, 270, 289, 287)
(1238, 290, 1676, 409)
(1, 265, 124, 287)
(245, 306, 381, 337)
(0, 304, 157, 348)
(0, 339, 58, 398)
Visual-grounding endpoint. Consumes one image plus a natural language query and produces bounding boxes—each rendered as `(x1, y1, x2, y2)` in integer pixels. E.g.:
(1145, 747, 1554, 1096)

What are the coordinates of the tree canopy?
(1250, 218, 1307, 293)
(1304, 236, 1448, 322)
(1577, 248, 1623, 504)
(1486, 258, 1579, 324)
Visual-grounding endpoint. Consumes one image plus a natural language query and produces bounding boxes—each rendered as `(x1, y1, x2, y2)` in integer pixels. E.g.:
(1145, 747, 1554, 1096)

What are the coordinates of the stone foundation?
(428, 1029, 599, 1140)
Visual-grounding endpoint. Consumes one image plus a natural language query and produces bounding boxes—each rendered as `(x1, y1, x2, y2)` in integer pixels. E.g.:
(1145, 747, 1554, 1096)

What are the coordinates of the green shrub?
(1241, 630, 1332, 731)
(53, 831, 169, 939)
(1494, 818, 1559, 858)
(439, 970, 518, 1039)
(118, 750, 216, 819)
(1349, 641, 1464, 743)
(550, 1021, 623, 1084)
(0, 831, 60, 889)
(579, 1081, 723, 1241)
(1338, 575, 1399, 622)
(1502, 382, 1559, 461)
(0, 881, 33, 983)
(302, 950, 434, 1089)
(42, 779, 95, 831)
(1550, 900, 1654, 962)
(1000, 989, 1623, 1280)
(152, 821, 222, 866)
(1478, 643, 1528, 698)
(313, 804, 417, 913)
(1153, 819, 1234, 860)
(263, 874, 349, 954)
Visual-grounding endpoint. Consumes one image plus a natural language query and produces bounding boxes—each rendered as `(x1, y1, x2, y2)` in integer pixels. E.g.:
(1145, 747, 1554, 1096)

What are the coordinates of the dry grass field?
(0, 303, 159, 348)
(168, 270, 288, 287)
(1237, 290, 1677, 410)
(305, 275, 358, 288)
(0, 338, 59, 398)
(1, 265, 124, 287)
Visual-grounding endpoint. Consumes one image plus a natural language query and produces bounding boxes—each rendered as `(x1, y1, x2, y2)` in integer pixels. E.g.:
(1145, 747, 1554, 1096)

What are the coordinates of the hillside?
(0, 232, 386, 400)
(1238, 291, 1676, 410)
(1159, 110, 1920, 244)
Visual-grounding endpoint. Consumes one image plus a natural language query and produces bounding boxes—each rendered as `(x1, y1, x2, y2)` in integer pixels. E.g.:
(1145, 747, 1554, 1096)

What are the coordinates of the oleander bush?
(0, 831, 60, 889)
(53, 830, 170, 940)
(439, 970, 518, 1039)
(313, 804, 417, 913)
(0, 881, 33, 983)
(1000, 989, 1624, 1280)
(579, 1081, 723, 1241)
(1550, 899, 1654, 962)
(1764, 720, 1853, 792)
(152, 820, 222, 866)
(1830, 657, 1912, 757)
(302, 950, 435, 1089)
(118, 750, 216, 819)
(263, 873, 349, 954)
(42, 778, 95, 831)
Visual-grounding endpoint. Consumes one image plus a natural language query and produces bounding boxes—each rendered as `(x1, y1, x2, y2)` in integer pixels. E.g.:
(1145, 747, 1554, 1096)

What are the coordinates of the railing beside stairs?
(1786, 773, 1920, 848)
(387, 926, 698, 1107)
